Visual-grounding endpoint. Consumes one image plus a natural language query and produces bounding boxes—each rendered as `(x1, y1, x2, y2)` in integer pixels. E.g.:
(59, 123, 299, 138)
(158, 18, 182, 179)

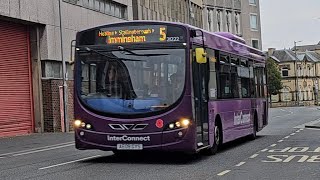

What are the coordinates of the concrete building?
(268, 48, 320, 107)
(202, 0, 262, 49)
(0, 0, 132, 137)
(132, 0, 203, 28)
(241, 0, 262, 50)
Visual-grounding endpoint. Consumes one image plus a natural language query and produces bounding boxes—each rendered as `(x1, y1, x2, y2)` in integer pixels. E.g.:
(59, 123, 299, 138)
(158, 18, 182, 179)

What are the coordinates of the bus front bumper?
(74, 128, 196, 153)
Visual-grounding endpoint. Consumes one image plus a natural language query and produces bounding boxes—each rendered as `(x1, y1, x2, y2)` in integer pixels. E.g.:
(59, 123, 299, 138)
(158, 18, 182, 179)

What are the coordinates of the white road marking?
(278, 140, 284, 143)
(296, 130, 300, 133)
(12, 144, 74, 157)
(217, 170, 231, 176)
(261, 149, 268, 152)
(235, 162, 246, 167)
(0, 142, 74, 157)
(300, 128, 304, 131)
(284, 136, 290, 139)
(250, 154, 259, 159)
(290, 133, 296, 136)
(270, 144, 277, 147)
(39, 155, 102, 170)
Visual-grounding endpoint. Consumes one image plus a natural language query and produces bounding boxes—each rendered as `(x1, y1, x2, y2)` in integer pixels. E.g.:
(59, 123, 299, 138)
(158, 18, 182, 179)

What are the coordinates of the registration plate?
(116, 144, 143, 150)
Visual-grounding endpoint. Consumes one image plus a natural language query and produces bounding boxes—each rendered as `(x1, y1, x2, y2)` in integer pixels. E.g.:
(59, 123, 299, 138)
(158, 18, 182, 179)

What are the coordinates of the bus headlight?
(181, 119, 190, 127)
(74, 120, 93, 130)
(86, 124, 92, 129)
(175, 122, 181, 128)
(166, 118, 191, 130)
(74, 120, 82, 127)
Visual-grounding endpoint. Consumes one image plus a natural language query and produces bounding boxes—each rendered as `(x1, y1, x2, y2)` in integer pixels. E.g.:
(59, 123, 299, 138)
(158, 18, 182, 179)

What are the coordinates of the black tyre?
(205, 121, 222, 155)
(249, 114, 258, 140)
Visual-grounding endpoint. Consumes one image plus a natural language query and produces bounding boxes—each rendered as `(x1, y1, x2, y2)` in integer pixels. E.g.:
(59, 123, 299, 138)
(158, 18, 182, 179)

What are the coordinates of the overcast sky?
(260, 0, 320, 51)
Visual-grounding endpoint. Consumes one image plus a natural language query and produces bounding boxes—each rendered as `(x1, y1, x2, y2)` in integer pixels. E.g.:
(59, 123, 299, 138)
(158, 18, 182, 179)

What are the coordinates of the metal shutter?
(0, 20, 33, 137)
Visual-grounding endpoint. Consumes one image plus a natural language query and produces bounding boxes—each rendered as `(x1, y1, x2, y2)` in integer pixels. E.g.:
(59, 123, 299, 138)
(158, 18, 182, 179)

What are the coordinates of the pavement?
(304, 107, 320, 128)
(305, 121, 320, 129)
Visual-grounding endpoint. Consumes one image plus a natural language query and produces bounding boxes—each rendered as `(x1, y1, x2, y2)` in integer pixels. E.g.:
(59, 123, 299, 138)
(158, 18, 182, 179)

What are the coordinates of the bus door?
(193, 47, 209, 147)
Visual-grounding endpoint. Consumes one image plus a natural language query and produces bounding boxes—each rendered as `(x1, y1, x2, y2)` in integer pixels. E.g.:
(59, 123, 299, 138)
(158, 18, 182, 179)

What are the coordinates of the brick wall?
(67, 81, 74, 131)
(42, 80, 54, 132)
(42, 79, 74, 132)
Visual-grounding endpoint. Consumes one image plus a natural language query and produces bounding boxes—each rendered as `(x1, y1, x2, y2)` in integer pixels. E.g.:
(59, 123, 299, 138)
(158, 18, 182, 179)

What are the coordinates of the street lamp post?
(294, 40, 302, 106)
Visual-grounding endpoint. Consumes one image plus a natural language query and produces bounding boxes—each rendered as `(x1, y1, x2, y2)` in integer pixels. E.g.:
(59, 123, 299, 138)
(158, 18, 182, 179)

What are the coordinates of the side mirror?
(195, 48, 207, 64)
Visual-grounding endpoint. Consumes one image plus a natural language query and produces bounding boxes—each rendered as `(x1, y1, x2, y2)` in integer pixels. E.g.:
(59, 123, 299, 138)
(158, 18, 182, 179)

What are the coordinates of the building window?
(282, 67, 288, 77)
(252, 39, 259, 49)
(63, 0, 128, 19)
(249, 0, 256, 5)
(298, 66, 302, 77)
(250, 14, 258, 30)
(308, 66, 312, 76)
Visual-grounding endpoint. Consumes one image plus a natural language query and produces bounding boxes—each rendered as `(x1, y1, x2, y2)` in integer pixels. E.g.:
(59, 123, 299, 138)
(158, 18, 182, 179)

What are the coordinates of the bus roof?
(78, 20, 265, 62)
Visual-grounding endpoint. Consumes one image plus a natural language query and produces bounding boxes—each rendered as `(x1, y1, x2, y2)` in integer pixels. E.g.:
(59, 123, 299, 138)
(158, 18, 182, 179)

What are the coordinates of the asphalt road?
(1, 107, 320, 180)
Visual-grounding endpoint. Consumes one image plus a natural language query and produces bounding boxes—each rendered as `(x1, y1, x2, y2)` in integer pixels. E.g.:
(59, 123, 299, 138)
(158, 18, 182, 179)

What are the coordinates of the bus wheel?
(205, 121, 221, 155)
(249, 113, 258, 140)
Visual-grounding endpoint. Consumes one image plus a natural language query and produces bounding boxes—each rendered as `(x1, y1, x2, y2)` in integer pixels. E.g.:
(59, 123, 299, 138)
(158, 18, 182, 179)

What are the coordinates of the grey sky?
(260, 0, 320, 51)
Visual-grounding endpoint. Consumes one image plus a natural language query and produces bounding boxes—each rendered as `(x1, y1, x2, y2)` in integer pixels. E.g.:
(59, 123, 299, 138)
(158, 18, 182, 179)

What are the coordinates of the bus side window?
(217, 53, 239, 99)
(218, 54, 231, 99)
(239, 58, 250, 98)
(208, 49, 217, 99)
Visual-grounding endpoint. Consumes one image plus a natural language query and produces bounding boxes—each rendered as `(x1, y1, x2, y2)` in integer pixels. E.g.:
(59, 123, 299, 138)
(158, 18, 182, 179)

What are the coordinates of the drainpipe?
(58, 0, 68, 132)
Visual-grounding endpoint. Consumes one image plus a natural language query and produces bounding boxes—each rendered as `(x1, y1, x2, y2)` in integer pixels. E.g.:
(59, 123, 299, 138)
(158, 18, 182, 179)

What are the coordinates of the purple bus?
(73, 21, 268, 155)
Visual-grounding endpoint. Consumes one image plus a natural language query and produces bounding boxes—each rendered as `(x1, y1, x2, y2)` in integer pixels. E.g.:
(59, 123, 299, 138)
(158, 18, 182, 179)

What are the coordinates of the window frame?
(249, 0, 257, 6)
(251, 39, 259, 49)
(62, 0, 128, 20)
(250, 13, 258, 31)
(281, 67, 289, 77)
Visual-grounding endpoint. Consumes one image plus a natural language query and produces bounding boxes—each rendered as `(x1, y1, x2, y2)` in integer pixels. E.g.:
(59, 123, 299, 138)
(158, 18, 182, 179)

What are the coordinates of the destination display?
(95, 25, 186, 45)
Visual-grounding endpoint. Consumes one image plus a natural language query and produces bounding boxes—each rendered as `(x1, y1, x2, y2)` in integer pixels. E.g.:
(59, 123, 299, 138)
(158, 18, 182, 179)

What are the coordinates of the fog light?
(181, 119, 190, 127)
(86, 124, 92, 129)
(178, 131, 183, 137)
(79, 131, 84, 136)
(74, 120, 82, 127)
(169, 123, 175, 129)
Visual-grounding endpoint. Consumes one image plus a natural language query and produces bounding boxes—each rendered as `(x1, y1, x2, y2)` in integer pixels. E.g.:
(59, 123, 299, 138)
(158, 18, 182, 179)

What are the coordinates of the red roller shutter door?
(0, 20, 33, 137)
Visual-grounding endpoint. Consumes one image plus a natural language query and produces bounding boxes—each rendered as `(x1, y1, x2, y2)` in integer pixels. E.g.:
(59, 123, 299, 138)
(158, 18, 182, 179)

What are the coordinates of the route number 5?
(160, 27, 166, 41)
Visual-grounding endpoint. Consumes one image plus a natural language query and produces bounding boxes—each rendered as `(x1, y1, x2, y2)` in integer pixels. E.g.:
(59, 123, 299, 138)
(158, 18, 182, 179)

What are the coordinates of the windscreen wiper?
(118, 46, 168, 57)
(83, 47, 144, 62)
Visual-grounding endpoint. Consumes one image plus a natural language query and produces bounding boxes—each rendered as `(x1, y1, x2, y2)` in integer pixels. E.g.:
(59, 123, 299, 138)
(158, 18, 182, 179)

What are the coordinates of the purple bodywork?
(74, 21, 268, 153)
